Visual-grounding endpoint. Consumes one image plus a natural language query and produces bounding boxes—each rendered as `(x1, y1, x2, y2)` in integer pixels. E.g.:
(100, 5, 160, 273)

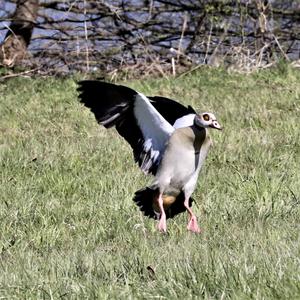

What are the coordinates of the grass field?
(0, 66, 299, 299)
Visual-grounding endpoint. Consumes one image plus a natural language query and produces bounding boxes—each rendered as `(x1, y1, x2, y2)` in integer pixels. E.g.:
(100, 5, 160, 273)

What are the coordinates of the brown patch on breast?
(152, 194, 177, 213)
(163, 195, 177, 207)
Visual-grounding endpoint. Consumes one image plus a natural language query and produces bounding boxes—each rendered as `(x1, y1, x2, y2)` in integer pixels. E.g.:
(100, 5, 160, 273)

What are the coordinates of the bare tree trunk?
(1, 0, 39, 67)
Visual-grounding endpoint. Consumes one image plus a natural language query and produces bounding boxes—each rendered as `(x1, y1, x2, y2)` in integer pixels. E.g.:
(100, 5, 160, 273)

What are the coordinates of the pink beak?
(209, 121, 222, 130)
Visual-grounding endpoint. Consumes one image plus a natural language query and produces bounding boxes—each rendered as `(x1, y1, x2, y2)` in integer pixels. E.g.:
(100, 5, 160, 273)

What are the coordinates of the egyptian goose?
(78, 81, 221, 233)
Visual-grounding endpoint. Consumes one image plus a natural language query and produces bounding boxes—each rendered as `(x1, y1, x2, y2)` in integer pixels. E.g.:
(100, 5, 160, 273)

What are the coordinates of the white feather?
(173, 114, 195, 129)
(133, 93, 175, 171)
(101, 113, 121, 126)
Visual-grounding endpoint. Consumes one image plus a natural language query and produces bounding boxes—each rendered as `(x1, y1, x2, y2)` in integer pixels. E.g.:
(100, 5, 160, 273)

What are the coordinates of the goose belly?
(155, 147, 197, 190)
(169, 150, 197, 188)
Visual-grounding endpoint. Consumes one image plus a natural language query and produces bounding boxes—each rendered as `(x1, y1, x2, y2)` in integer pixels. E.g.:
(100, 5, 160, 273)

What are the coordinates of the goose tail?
(133, 187, 194, 219)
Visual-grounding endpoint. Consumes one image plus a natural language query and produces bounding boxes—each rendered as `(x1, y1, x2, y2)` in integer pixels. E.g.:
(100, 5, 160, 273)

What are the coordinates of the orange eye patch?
(203, 114, 209, 121)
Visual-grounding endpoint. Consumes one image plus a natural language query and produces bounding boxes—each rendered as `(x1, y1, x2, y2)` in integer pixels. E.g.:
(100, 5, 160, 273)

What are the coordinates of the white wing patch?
(134, 92, 175, 173)
(173, 114, 196, 129)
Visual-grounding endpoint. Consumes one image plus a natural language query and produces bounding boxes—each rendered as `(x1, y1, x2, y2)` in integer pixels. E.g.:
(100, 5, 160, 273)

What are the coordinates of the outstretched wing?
(78, 81, 175, 174)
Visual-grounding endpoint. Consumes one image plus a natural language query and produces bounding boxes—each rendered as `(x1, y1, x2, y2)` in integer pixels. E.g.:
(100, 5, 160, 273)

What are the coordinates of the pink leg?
(156, 193, 167, 233)
(184, 198, 201, 233)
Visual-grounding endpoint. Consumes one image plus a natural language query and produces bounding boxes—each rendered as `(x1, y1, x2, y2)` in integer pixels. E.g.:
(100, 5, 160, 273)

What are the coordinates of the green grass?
(0, 66, 300, 299)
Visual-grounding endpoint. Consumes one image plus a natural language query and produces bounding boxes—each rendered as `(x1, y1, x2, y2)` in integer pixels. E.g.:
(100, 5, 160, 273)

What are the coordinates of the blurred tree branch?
(0, 0, 299, 75)
(1, 0, 39, 67)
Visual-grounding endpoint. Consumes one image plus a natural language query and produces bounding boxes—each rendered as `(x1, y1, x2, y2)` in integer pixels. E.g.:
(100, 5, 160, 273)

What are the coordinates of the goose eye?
(203, 114, 209, 121)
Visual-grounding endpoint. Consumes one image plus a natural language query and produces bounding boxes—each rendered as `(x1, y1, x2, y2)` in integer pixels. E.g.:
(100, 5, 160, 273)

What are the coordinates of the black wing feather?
(149, 96, 195, 125)
(78, 81, 136, 128)
(78, 80, 146, 168)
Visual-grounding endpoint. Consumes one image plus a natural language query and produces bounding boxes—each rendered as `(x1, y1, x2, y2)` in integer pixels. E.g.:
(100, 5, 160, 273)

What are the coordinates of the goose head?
(194, 112, 222, 130)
